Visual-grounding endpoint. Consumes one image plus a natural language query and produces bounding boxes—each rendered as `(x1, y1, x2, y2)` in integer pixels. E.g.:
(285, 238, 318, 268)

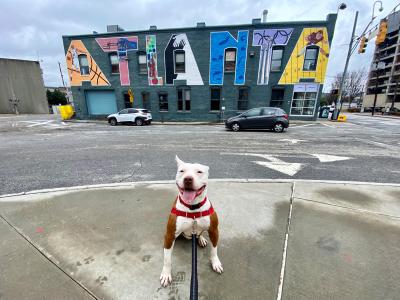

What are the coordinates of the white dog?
(160, 156, 223, 287)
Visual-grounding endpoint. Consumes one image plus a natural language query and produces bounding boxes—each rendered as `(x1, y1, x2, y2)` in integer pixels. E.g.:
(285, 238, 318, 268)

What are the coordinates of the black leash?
(190, 233, 198, 300)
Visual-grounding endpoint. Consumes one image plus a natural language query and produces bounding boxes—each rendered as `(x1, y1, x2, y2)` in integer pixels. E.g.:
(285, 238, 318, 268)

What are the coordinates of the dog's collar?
(178, 195, 208, 210)
(171, 205, 214, 219)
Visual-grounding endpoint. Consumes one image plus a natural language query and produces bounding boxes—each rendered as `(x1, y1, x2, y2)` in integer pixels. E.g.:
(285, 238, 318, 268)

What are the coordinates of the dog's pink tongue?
(182, 190, 197, 203)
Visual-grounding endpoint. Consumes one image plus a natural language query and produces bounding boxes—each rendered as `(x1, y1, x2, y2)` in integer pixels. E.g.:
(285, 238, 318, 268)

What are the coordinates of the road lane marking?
(26, 120, 54, 127)
(221, 152, 305, 176)
(279, 139, 305, 144)
(290, 123, 316, 128)
(321, 123, 334, 128)
(311, 154, 352, 163)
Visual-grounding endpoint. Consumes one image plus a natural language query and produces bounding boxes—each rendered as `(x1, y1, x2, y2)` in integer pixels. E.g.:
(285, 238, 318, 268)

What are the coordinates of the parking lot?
(0, 113, 399, 195)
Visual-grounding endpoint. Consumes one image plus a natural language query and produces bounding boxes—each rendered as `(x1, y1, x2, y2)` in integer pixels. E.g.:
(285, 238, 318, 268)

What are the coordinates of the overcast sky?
(0, 0, 398, 91)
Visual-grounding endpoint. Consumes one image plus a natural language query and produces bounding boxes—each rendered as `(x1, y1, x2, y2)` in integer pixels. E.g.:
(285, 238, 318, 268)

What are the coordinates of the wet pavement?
(1, 180, 399, 299)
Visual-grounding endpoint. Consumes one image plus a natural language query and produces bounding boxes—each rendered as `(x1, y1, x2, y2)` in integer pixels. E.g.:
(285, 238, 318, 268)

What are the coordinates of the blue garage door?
(86, 91, 117, 115)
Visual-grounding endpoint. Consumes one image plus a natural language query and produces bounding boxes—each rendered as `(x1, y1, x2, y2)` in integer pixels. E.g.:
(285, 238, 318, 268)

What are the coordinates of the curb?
(1, 178, 399, 199)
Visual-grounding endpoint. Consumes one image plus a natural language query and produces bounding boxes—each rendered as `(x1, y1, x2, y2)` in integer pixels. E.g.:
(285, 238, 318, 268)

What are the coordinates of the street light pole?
(334, 11, 358, 119)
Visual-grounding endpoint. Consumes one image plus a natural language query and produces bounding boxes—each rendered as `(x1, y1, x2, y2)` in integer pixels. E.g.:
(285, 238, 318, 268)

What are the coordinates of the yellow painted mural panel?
(66, 40, 110, 86)
(279, 27, 330, 85)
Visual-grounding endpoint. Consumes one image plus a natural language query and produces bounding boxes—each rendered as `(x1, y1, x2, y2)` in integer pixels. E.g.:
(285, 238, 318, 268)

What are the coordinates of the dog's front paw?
(211, 257, 223, 274)
(160, 271, 172, 287)
(198, 235, 208, 247)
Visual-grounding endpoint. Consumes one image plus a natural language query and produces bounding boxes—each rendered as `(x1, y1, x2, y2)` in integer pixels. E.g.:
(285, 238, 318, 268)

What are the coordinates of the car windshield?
(140, 109, 149, 113)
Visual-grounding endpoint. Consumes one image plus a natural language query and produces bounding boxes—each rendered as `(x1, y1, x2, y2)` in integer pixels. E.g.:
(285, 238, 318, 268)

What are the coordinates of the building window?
(109, 53, 119, 73)
(138, 52, 147, 74)
(177, 88, 190, 111)
(303, 47, 319, 71)
(158, 93, 168, 111)
(271, 47, 284, 71)
(78, 54, 89, 75)
(271, 88, 285, 108)
(142, 92, 151, 110)
(175, 51, 185, 73)
(224, 48, 236, 72)
(291, 91, 318, 116)
(210, 87, 221, 111)
(238, 87, 249, 111)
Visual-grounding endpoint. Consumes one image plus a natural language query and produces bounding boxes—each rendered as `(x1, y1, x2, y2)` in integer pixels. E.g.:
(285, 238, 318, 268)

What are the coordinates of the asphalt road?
(0, 113, 399, 195)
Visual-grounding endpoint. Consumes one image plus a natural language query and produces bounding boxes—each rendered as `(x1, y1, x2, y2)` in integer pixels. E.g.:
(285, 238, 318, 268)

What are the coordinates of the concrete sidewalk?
(1, 180, 399, 300)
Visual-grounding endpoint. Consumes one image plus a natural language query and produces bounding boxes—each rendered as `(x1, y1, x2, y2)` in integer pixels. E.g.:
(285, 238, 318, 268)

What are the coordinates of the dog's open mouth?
(178, 185, 206, 203)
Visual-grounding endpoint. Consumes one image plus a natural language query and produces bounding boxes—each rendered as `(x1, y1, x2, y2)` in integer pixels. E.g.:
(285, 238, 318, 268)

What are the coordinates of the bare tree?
(331, 69, 368, 108)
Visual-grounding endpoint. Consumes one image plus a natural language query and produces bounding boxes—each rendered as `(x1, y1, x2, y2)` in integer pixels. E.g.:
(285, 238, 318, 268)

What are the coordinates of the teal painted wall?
(63, 14, 337, 121)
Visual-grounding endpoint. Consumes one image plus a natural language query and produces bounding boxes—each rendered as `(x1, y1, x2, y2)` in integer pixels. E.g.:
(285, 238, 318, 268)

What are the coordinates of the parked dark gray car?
(225, 107, 289, 132)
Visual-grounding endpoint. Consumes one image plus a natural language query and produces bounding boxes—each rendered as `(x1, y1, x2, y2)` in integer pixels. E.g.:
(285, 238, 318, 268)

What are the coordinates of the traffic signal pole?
(333, 11, 359, 120)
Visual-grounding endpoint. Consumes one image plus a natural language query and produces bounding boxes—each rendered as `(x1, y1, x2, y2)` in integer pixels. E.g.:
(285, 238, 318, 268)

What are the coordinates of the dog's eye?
(197, 170, 203, 174)
(179, 170, 184, 173)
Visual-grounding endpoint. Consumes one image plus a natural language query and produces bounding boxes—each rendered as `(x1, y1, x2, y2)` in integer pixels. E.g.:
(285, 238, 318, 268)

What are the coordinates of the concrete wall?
(362, 94, 387, 108)
(0, 58, 48, 114)
(63, 14, 337, 121)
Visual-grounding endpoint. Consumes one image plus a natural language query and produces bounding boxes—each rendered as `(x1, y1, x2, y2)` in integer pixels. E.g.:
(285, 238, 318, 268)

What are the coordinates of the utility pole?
(334, 11, 358, 120)
(372, 48, 382, 116)
(391, 77, 398, 111)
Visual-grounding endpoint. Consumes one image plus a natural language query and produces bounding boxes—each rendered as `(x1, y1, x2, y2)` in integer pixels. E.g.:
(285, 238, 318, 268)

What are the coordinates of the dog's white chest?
(176, 216, 210, 237)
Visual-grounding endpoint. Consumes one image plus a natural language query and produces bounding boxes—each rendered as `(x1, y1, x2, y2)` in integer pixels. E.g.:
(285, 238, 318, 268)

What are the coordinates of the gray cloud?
(0, 0, 397, 89)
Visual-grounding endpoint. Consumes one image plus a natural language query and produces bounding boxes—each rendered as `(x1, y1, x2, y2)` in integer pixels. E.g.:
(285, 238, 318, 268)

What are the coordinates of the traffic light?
(376, 20, 388, 45)
(358, 36, 368, 54)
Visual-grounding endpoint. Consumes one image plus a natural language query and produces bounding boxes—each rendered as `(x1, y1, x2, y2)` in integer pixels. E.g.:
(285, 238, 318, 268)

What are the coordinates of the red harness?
(171, 196, 214, 219)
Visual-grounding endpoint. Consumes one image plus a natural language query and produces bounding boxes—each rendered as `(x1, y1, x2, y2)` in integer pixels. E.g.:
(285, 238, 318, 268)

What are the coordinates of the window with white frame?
(109, 53, 119, 73)
(78, 54, 89, 75)
(177, 88, 190, 111)
(138, 52, 147, 74)
(175, 51, 185, 73)
(224, 48, 236, 72)
(303, 46, 319, 71)
(290, 84, 318, 116)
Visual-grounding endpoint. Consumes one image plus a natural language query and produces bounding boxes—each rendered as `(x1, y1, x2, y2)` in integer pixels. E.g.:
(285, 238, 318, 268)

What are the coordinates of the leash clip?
(192, 219, 197, 235)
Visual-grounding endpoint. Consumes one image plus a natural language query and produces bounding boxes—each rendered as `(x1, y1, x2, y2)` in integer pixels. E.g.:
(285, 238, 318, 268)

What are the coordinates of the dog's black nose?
(184, 177, 193, 185)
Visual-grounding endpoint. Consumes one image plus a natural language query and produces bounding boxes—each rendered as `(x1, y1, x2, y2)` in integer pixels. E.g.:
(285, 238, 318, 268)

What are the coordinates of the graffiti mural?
(252, 29, 293, 85)
(279, 27, 330, 84)
(164, 33, 203, 85)
(209, 31, 248, 85)
(146, 35, 163, 85)
(66, 40, 110, 86)
(96, 36, 138, 86)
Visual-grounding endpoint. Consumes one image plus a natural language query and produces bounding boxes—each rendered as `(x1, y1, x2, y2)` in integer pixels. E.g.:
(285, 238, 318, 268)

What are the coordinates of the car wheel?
(231, 122, 240, 132)
(273, 122, 284, 133)
(135, 118, 144, 126)
(109, 118, 118, 126)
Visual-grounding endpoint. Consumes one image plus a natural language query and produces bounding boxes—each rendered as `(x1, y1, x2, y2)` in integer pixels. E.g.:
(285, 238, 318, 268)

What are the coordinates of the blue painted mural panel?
(209, 31, 249, 85)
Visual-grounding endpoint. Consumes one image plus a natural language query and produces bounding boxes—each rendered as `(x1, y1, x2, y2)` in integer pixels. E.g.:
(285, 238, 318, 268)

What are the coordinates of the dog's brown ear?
(175, 155, 185, 166)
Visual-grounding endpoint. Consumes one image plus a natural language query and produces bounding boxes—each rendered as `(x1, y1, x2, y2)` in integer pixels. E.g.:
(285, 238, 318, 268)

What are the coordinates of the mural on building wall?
(96, 36, 138, 86)
(164, 33, 203, 85)
(279, 27, 330, 84)
(209, 30, 248, 85)
(252, 28, 293, 85)
(66, 40, 110, 86)
(146, 35, 163, 85)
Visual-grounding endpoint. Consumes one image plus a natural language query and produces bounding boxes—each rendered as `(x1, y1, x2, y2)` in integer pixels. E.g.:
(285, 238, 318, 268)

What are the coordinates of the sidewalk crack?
(276, 181, 295, 300)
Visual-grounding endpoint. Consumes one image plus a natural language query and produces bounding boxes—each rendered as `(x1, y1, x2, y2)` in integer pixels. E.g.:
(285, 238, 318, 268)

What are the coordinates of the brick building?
(62, 14, 337, 121)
